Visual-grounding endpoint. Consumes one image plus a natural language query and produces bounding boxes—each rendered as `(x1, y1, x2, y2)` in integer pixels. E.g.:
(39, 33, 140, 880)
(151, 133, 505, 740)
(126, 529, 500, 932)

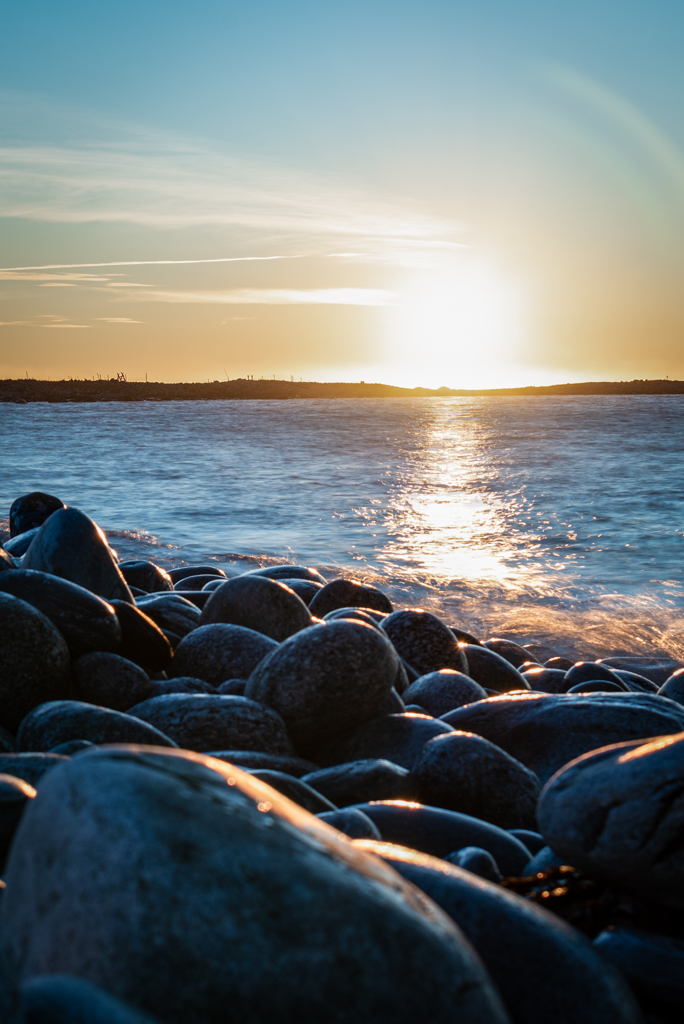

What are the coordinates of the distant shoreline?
(2, 377, 684, 403)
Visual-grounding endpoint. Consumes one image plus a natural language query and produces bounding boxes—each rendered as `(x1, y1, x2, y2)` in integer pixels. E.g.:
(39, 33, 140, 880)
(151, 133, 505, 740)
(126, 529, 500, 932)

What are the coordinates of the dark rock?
(382, 610, 467, 676)
(278, 578, 323, 604)
(216, 678, 246, 695)
(537, 732, 684, 906)
(172, 590, 212, 609)
(167, 565, 226, 585)
(17, 701, 177, 752)
(23, 508, 133, 603)
(248, 769, 336, 813)
(0, 747, 507, 1024)
(314, 713, 454, 770)
(118, 560, 173, 593)
(323, 607, 386, 629)
(593, 925, 684, 1019)
(520, 667, 569, 694)
(567, 679, 626, 694)
(599, 656, 683, 687)
(522, 846, 566, 875)
(244, 564, 327, 585)
(446, 847, 502, 883)
(148, 677, 217, 696)
(136, 594, 201, 638)
(0, 549, 16, 575)
(522, 642, 560, 663)
(128, 693, 294, 755)
(413, 732, 541, 830)
(565, 661, 627, 688)
(245, 621, 400, 756)
(72, 652, 154, 712)
(202, 578, 226, 592)
(405, 704, 428, 713)
(443, 691, 684, 783)
(174, 574, 222, 592)
(109, 599, 173, 672)
(4, 528, 40, 557)
(308, 578, 393, 618)
(0, 774, 35, 864)
(459, 645, 530, 694)
(484, 638, 532, 669)
(317, 808, 381, 839)
(200, 575, 311, 642)
(612, 670, 659, 693)
(49, 740, 94, 755)
(402, 670, 487, 716)
(303, 759, 419, 806)
(450, 627, 483, 646)
(21, 973, 163, 1024)
(0, 570, 121, 656)
(378, 687, 405, 715)
(659, 668, 684, 706)
(0, 753, 68, 787)
(545, 656, 574, 671)
(170, 623, 277, 686)
(206, 751, 319, 776)
(161, 629, 182, 649)
(0, 593, 70, 731)
(508, 829, 546, 856)
(9, 491, 64, 537)
(351, 802, 531, 875)
(357, 841, 643, 1024)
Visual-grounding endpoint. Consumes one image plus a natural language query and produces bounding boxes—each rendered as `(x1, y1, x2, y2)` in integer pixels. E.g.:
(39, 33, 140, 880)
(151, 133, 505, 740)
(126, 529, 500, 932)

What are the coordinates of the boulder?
(248, 769, 336, 814)
(167, 565, 226, 585)
(317, 808, 381, 839)
(0, 753, 69, 787)
(599, 656, 683, 687)
(277, 579, 323, 604)
(118, 560, 173, 593)
(0, 593, 70, 731)
(659, 668, 684, 707)
(382, 611, 467, 676)
(9, 491, 64, 537)
(593, 925, 684, 1019)
(520, 667, 569, 694)
(4, 528, 40, 558)
(0, 774, 35, 865)
(308, 579, 393, 618)
(200, 575, 312, 642)
(72, 652, 154, 711)
(0, 548, 16, 572)
(483, 638, 532, 669)
(20, 974, 163, 1023)
(243, 564, 327, 584)
(458, 646, 530, 694)
(303, 759, 419, 806)
(446, 847, 502, 883)
(564, 662, 626, 688)
(109, 600, 173, 672)
(170, 624, 277, 685)
(17, 701, 177, 752)
(136, 595, 200, 638)
(206, 751, 318, 777)
(313, 713, 454, 770)
(402, 670, 487, 716)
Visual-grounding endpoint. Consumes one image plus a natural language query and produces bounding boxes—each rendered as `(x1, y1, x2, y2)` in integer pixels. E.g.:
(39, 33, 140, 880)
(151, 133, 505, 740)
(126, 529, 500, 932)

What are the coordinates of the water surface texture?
(2, 397, 683, 660)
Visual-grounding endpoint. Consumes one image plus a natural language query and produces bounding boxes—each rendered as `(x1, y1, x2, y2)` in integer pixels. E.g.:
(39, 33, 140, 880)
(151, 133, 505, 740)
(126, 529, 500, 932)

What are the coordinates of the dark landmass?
(2, 377, 684, 403)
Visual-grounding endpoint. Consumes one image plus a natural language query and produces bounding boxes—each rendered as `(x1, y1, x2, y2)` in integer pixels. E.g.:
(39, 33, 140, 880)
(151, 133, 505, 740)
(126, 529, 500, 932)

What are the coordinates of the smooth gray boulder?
(446, 847, 502, 883)
(206, 751, 318, 776)
(109, 600, 172, 673)
(0, 747, 509, 1024)
(537, 731, 684, 905)
(9, 491, 64, 537)
(4, 530, 39, 558)
(21, 974, 162, 1024)
(303, 759, 418, 806)
(317, 808, 381, 839)
(244, 564, 327, 584)
(128, 694, 294, 755)
(0, 593, 70, 731)
(17, 701, 177, 752)
(277, 578, 323, 604)
(593, 925, 684, 1019)
(599, 656, 682, 687)
(136, 594, 200, 638)
(402, 670, 487, 716)
(167, 565, 226, 585)
(413, 731, 541, 830)
(443, 692, 684, 783)
(382, 610, 467, 676)
(245, 621, 400, 756)
(308, 578, 393, 618)
(483, 638, 531, 669)
(355, 840, 643, 1024)
(248, 769, 336, 813)
(458, 646, 530, 694)
(564, 662, 626, 688)
(659, 668, 684, 706)
(118, 560, 174, 594)
(23, 507, 133, 603)
(520, 667, 569, 694)
(73, 652, 154, 712)
(313, 713, 454, 770)
(0, 753, 69, 787)
(200, 575, 312, 641)
(170, 624, 277, 685)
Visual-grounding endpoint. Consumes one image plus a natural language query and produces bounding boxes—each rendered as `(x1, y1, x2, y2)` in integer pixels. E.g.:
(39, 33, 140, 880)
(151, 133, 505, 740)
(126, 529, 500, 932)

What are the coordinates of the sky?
(1, 0, 684, 388)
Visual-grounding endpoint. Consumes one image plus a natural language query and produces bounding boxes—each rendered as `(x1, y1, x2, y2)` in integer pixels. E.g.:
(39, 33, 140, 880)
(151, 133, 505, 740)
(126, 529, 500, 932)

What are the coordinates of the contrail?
(0, 253, 367, 272)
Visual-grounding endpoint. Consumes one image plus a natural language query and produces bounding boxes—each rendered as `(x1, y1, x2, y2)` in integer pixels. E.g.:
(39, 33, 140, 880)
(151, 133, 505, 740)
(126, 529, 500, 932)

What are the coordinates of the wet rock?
(405, 703, 428, 713)
(148, 677, 217, 696)
(483, 638, 532, 669)
(413, 731, 541, 830)
(72, 652, 154, 712)
(508, 829, 546, 856)
(0, 774, 35, 865)
(167, 565, 226, 585)
(545, 656, 574, 671)
(173, 590, 212, 609)
(118, 560, 173, 593)
(522, 846, 566, 874)
(350, 802, 531, 875)
(21, 974, 162, 1024)
(200, 575, 312, 642)
(323, 607, 386, 629)
(0, 569, 121, 656)
(402, 670, 487, 716)
(0, 747, 508, 1024)
(317, 808, 381, 839)
(216, 678, 246, 695)
(378, 687, 405, 714)
(23, 508, 133, 603)
(170, 623, 277, 686)
(49, 740, 94, 755)
(174, 574, 222, 592)
(537, 731, 684, 906)
(303, 759, 419, 806)
(278, 578, 323, 604)
(565, 661, 626, 688)
(136, 594, 201, 638)
(3, 528, 40, 557)
(245, 621, 400, 756)
(206, 751, 319, 776)
(0, 753, 69, 787)
(443, 691, 684, 783)
(520, 666, 569, 693)
(17, 701, 177, 752)
(314, 713, 454, 770)
(522, 642, 560, 663)
(9, 491, 64, 537)
(109, 599, 173, 672)
(612, 670, 658, 693)
(599, 656, 683, 687)
(593, 925, 684, 1020)
(128, 693, 294, 755)
(0, 549, 15, 574)
(202, 578, 226, 592)
(382, 610, 467, 676)
(567, 679, 626, 694)
(449, 627, 483, 646)
(0, 593, 70, 731)
(459, 645, 531, 694)
(446, 847, 502, 883)
(356, 841, 642, 1024)
(308, 578, 393, 618)
(659, 668, 684, 706)
(244, 564, 327, 585)
(248, 769, 336, 813)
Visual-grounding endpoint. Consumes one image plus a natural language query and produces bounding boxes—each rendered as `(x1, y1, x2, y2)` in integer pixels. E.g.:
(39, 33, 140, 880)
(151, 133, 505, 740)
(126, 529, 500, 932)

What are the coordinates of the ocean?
(2, 395, 683, 662)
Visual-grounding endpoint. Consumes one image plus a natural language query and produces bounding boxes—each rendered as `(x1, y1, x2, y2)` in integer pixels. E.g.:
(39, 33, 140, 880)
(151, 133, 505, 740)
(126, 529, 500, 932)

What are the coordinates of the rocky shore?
(2, 377, 684, 403)
(0, 490, 683, 1023)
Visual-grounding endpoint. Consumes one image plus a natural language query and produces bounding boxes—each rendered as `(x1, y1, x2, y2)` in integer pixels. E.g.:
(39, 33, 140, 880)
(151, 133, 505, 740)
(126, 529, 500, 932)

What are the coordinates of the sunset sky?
(1, 0, 683, 388)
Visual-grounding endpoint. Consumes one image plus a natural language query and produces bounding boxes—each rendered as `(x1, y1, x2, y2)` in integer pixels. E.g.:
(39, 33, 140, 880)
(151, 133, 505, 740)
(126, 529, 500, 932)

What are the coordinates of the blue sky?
(1, 0, 683, 386)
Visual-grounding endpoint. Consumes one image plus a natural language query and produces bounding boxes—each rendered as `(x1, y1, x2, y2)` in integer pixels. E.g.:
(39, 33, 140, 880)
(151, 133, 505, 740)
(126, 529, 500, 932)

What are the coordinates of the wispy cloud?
(94, 317, 143, 322)
(136, 287, 395, 306)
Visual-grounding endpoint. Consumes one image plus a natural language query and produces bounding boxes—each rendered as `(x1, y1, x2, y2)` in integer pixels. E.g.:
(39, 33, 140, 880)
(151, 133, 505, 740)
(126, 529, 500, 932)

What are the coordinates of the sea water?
(2, 396, 683, 661)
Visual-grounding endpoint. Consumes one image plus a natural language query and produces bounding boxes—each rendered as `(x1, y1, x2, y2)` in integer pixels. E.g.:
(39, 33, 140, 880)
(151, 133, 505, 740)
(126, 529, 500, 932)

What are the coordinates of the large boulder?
(402, 670, 487, 716)
(20, 974, 162, 1024)
(382, 611, 467, 676)
(313, 713, 454, 770)
(200, 576, 312, 642)
(16, 701, 177, 752)
(72, 652, 155, 712)
(0, 747, 509, 1024)
(118, 560, 174, 594)
(308, 579, 393, 618)
(458, 646, 530, 694)
(170, 624, 277, 685)
(303, 759, 418, 806)
(9, 491, 64, 537)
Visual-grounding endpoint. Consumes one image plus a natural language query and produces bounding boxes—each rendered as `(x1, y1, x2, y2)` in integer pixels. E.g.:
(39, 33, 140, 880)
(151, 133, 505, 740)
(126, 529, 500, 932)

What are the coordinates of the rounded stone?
(459, 646, 531, 694)
(128, 693, 294, 755)
(136, 594, 201, 638)
(49, 739, 95, 755)
(174, 574, 223, 592)
(170, 624, 278, 686)
(545, 656, 575, 671)
(109, 599, 173, 672)
(72, 652, 154, 712)
(443, 691, 684, 783)
(0, 747, 508, 1024)
(151, 677, 217, 696)
(593, 925, 684, 1018)
(566, 679, 626, 694)
(508, 829, 546, 856)
(308, 579, 393, 618)
(200, 575, 312, 642)
(381, 610, 467, 676)
(520, 667, 569, 694)
(16, 701, 177, 752)
(0, 753, 69, 787)
(245, 621, 400, 755)
(0, 773, 36, 859)
(167, 565, 226, 585)
(323, 607, 386, 629)
(216, 678, 246, 695)
(278, 578, 323, 604)
(9, 491, 64, 537)
(23, 507, 133, 603)
(483, 638, 532, 669)
(446, 847, 502, 883)
(3, 528, 40, 558)
(317, 808, 382, 839)
(413, 731, 541, 830)
(244, 564, 327, 584)
(599, 656, 682, 687)
(403, 670, 487, 716)
(248, 769, 336, 813)
(564, 662, 626, 688)
(0, 593, 70, 731)
(659, 668, 684, 706)
(303, 759, 419, 806)
(118, 560, 173, 593)
(0, 547, 15, 573)
(314, 713, 454, 770)
(20, 974, 161, 1024)
(206, 751, 319, 776)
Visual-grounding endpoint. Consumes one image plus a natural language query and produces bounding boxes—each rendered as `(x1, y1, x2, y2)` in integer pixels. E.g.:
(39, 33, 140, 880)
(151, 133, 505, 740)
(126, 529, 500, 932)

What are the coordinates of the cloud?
(0, 271, 113, 282)
(134, 287, 395, 306)
(94, 317, 143, 322)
